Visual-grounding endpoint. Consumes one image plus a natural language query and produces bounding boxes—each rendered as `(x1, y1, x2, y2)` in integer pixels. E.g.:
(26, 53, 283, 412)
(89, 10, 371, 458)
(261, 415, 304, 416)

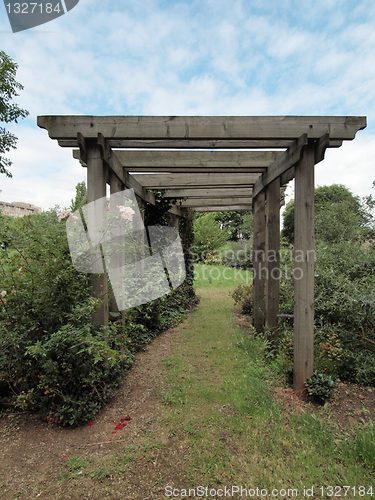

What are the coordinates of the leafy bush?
(277, 237, 375, 385)
(220, 240, 252, 269)
(0, 208, 198, 425)
(304, 371, 339, 403)
(192, 213, 228, 262)
(231, 283, 253, 315)
(203, 249, 222, 265)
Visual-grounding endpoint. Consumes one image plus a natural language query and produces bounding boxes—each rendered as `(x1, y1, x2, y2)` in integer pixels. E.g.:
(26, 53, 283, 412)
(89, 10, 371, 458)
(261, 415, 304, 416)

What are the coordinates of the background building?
(0, 201, 42, 217)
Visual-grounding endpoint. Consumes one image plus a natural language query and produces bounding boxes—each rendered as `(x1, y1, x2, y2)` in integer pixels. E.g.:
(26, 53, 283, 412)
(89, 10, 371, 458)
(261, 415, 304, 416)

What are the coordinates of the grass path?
(156, 284, 373, 497)
(0, 267, 373, 499)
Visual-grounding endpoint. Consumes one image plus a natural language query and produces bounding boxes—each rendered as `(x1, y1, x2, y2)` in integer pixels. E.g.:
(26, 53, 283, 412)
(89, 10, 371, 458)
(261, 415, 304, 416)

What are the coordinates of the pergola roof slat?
(178, 197, 253, 207)
(164, 188, 253, 198)
(114, 150, 283, 167)
(130, 172, 261, 189)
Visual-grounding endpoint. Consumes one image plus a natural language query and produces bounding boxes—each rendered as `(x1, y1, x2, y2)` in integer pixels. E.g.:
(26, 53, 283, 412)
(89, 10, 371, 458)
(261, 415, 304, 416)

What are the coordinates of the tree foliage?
(214, 211, 242, 241)
(282, 184, 372, 244)
(0, 51, 29, 178)
(193, 212, 228, 260)
(70, 181, 87, 212)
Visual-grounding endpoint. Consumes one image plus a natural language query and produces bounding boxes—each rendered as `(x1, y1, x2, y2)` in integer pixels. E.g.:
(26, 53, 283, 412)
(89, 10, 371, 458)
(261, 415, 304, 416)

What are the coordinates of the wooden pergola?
(38, 115, 366, 390)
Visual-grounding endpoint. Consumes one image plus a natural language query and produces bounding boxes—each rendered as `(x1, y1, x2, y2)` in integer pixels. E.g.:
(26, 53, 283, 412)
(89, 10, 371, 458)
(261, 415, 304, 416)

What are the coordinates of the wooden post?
(169, 212, 179, 230)
(87, 140, 109, 326)
(265, 177, 280, 349)
(293, 141, 315, 391)
(253, 191, 266, 334)
(136, 195, 145, 223)
(109, 172, 125, 316)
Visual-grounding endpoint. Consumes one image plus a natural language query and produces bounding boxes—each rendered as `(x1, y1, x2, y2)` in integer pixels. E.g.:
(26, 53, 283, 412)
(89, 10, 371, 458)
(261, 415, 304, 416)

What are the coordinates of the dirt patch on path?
(0, 319, 190, 499)
(274, 383, 375, 431)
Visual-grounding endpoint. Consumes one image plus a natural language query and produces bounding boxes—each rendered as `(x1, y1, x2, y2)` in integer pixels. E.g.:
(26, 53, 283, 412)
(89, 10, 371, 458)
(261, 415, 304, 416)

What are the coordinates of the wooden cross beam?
(38, 115, 366, 141)
(164, 188, 253, 198)
(178, 197, 253, 207)
(130, 172, 261, 189)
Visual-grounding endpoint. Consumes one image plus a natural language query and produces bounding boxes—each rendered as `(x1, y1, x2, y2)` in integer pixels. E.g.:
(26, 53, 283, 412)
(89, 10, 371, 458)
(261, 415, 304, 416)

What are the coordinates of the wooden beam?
(115, 150, 282, 168)
(60, 138, 344, 149)
(95, 136, 156, 206)
(253, 191, 266, 334)
(38, 115, 367, 141)
(293, 141, 315, 391)
(123, 170, 155, 204)
(77, 133, 87, 164)
(314, 133, 330, 164)
(280, 167, 295, 186)
(253, 135, 308, 198)
(194, 205, 252, 212)
(131, 173, 261, 189)
(131, 167, 266, 173)
(168, 204, 183, 217)
(73, 150, 268, 173)
(64, 139, 295, 149)
(164, 188, 253, 198)
(265, 177, 280, 349)
(179, 197, 253, 207)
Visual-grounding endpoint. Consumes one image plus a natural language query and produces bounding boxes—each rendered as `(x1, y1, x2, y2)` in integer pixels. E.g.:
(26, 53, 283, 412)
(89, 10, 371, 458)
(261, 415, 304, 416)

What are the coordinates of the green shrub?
(231, 283, 253, 314)
(304, 371, 339, 403)
(192, 213, 227, 262)
(220, 240, 252, 270)
(277, 237, 375, 385)
(0, 209, 198, 425)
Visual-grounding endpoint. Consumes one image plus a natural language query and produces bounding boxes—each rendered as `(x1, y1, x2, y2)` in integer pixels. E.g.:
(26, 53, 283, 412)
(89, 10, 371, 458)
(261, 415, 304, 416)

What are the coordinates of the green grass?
(193, 262, 252, 289)
(152, 267, 375, 490)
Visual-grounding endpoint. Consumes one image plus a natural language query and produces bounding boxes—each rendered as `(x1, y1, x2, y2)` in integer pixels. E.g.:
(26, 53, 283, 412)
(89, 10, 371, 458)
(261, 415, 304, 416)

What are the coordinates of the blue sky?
(1, 0, 374, 210)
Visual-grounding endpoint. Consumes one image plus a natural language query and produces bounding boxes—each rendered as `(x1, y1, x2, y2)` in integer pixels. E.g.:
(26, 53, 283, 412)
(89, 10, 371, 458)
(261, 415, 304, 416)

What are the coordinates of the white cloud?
(1, 0, 375, 212)
(316, 133, 375, 198)
(1, 126, 85, 211)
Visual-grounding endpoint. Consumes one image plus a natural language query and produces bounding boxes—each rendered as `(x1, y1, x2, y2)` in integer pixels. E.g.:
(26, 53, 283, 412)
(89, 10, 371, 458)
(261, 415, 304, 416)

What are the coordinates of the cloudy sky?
(1, 0, 374, 211)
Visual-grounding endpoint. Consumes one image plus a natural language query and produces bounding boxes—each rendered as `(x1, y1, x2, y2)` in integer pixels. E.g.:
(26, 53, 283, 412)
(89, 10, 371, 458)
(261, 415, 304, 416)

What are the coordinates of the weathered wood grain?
(62, 138, 344, 149)
(253, 135, 308, 198)
(38, 115, 366, 141)
(253, 191, 266, 334)
(293, 142, 315, 391)
(265, 177, 280, 348)
(193, 205, 252, 212)
(164, 188, 252, 198)
(114, 150, 282, 167)
(131, 172, 261, 188)
(178, 197, 253, 207)
(86, 142, 109, 326)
